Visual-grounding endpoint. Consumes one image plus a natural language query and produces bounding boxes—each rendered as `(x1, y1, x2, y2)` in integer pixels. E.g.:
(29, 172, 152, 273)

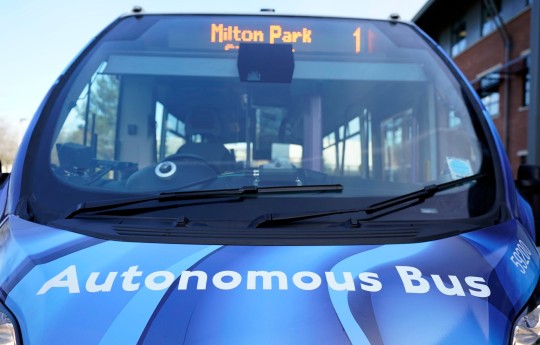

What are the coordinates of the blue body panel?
(1, 216, 538, 344)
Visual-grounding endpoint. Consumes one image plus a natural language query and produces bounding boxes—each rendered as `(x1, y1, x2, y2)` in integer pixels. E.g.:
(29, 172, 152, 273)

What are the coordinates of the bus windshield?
(31, 15, 495, 223)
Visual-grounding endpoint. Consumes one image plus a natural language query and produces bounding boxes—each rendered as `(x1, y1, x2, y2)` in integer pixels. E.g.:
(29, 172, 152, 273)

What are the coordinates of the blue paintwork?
(0, 216, 537, 344)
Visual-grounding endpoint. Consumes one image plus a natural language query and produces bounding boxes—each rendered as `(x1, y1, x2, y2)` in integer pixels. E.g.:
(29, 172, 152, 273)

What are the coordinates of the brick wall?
(453, 9, 531, 175)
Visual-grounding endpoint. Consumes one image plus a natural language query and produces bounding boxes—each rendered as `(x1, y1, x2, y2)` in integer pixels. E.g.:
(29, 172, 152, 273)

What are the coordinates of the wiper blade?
(64, 184, 343, 219)
(364, 173, 486, 215)
(249, 174, 485, 227)
(160, 184, 343, 197)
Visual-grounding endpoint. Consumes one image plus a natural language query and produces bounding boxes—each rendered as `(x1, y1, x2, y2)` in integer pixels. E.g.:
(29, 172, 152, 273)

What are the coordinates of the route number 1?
(353, 27, 361, 54)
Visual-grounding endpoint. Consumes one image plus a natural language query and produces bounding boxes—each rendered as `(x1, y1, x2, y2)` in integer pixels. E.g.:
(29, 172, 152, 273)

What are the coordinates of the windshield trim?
(47, 208, 505, 246)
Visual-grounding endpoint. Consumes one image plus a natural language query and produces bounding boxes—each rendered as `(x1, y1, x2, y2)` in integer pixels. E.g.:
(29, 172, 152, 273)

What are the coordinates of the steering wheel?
(126, 153, 219, 191)
(162, 153, 220, 173)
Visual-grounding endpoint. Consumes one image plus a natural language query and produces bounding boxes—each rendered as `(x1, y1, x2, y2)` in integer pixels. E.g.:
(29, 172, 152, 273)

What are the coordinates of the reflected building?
(414, 0, 534, 174)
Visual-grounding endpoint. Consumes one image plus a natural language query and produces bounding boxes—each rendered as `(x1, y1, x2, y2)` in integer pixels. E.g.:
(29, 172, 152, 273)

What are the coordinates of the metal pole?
(483, 0, 512, 150)
(528, 0, 540, 164)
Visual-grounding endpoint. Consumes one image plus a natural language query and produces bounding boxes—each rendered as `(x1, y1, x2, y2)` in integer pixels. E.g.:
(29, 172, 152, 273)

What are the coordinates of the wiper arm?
(249, 208, 361, 228)
(249, 174, 485, 227)
(364, 173, 486, 215)
(64, 184, 343, 219)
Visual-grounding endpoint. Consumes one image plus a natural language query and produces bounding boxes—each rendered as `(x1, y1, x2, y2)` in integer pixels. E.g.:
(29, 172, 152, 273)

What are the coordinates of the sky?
(0, 0, 428, 136)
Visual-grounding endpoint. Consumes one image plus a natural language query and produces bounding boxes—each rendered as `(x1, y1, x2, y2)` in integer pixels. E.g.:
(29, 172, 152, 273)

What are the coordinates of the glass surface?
(27, 15, 496, 224)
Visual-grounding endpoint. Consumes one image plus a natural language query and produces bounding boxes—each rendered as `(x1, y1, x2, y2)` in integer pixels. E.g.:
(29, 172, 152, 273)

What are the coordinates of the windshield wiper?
(249, 174, 486, 227)
(363, 173, 486, 215)
(64, 184, 343, 219)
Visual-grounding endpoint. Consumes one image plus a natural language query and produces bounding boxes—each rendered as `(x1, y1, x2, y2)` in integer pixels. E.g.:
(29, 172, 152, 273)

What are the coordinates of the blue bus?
(1, 8, 540, 344)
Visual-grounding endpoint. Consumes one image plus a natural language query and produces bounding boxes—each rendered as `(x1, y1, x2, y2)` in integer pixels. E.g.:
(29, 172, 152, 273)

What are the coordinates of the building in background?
(414, 0, 534, 174)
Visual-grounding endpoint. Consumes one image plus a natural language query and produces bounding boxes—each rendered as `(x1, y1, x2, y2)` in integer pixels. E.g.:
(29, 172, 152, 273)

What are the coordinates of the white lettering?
(247, 271, 288, 290)
(325, 272, 355, 291)
(37, 265, 80, 295)
(465, 277, 491, 297)
(120, 266, 143, 292)
(36, 265, 492, 299)
(213, 271, 242, 290)
(396, 266, 430, 294)
(511, 240, 533, 274)
(145, 271, 175, 291)
(86, 271, 117, 293)
(178, 271, 207, 290)
(431, 275, 465, 296)
(293, 271, 322, 290)
(359, 272, 382, 292)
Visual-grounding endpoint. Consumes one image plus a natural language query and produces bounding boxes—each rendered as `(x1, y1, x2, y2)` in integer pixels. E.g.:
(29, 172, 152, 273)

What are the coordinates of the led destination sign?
(211, 24, 312, 44)
(210, 22, 363, 53)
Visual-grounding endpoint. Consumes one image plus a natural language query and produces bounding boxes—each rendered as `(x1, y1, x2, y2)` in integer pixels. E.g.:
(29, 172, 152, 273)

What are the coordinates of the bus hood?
(1, 216, 538, 344)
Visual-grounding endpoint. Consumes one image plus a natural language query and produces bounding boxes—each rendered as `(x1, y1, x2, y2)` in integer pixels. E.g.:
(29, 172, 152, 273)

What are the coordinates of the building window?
(523, 57, 530, 107)
(451, 20, 467, 56)
(481, 0, 502, 37)
(479, 72, 500, 117)
(481, 92, 500, 117)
